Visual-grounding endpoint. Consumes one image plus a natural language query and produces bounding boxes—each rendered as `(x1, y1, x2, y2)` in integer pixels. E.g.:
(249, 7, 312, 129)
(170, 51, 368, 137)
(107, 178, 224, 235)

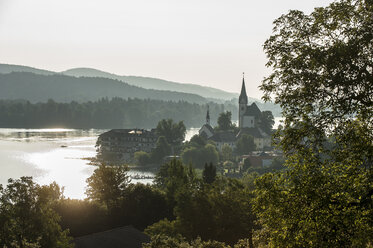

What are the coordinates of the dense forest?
(0, 98, 238, 129)
(0, 64, 238, 100)
(0, 72, 208, 104)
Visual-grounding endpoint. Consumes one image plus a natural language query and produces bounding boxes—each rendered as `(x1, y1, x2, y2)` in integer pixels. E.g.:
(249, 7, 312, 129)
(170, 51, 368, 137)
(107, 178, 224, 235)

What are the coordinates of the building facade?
(96, 129, 158, 162)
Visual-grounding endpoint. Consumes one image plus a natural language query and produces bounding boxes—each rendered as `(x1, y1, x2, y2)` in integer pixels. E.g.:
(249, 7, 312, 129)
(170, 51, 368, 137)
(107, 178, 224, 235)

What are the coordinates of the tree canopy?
(256, 0, 373, 246)
(258, 110, 274, 134)
(156, 119, 186, 146)
(217, 111, 235, 131)
(85, 164, 130, 210)
(235, 134, 256, 155)
(0, 177, 72, 248)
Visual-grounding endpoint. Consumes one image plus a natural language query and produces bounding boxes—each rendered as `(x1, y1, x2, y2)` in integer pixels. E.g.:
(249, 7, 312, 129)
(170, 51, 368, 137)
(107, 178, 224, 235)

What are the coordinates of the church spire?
(239, 73, 248, 104)
(206, 105, 210, 125)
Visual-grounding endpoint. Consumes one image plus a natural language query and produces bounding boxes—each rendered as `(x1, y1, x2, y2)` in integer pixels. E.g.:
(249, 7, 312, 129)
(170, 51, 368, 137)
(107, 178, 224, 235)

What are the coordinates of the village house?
(96, 128, 158, 162)
(240, 151, 282, 168)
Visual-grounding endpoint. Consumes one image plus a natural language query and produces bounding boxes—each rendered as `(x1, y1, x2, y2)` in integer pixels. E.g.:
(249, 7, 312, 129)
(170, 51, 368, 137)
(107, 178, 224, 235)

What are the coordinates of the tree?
(235, 134, 256, 155)
(0, 177, 72, 248)
(256, 1, 373, 246)
(134, 151, 151, 166)
(151, 136, 171, 163)
(187, 134, 207, 149)
(85, 164, 130, 210)
(220, 144, 233, 162)
(119, 184, 172, 230)
(217, 111, 233, 131)
(202, 162, 216, 184)
(54, 199, 108, 238)
(143, 235, 229, 248)
(242, 158, 252, 171)
(156, 119, 186, 146)
(154, 159, 197, 207)
(173, 178, 256, 246)
(258, 110, 274, 134)
(181, 144, 219, 168)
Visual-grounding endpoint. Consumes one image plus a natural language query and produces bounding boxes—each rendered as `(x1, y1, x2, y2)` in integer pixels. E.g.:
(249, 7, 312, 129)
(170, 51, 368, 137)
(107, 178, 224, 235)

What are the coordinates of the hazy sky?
(0, 0, 334, 98)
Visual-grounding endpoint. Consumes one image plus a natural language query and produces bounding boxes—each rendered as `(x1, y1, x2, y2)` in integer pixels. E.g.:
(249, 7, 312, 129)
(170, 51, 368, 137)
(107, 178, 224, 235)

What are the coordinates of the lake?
(0, 118, 282, 199)
(0, 127, 200, 199)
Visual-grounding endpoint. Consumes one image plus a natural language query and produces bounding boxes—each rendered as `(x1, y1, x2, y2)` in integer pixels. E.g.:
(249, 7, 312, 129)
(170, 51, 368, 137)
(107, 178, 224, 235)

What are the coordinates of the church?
(199, 75, 272, 151)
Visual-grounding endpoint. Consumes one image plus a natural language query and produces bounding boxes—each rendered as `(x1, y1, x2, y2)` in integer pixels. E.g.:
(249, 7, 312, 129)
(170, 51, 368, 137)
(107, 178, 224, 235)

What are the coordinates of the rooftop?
(73, 226, 150, 248)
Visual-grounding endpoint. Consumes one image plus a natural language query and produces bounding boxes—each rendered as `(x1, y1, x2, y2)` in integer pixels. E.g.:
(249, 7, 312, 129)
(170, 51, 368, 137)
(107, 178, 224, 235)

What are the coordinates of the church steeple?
(239, 73, 248, 104)
(238, 73, 248, 128)
(206, 105, 210, 125)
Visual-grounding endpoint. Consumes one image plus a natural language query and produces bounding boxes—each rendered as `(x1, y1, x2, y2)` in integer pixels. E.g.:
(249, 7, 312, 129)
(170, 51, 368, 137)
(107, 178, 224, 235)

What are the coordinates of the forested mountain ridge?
(0, 63, 238, 100)
(0, 72, 208, 104)
(62, 68, 238, 100)
(0, 63, 54, 75)
(0, 63, 282, 116)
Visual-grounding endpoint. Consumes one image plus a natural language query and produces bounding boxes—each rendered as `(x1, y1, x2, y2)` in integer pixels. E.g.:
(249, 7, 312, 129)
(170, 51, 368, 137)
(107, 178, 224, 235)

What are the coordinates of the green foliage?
(242, 158, 252, 171)
(174, 178, 256, 245)
(256, 0, 373, 246)
(134, 151, 151, 166)
(217, 111, 233, 131)
(235, 134, 256, 155)
(0, 177, 72, 248)
(118, 184, 172, 230)
(156, 119, 186, 146)
(54, 199, 108, 237)
(240, 172, 259, 192)
(154, 159, 197, 207)
(151, 136, 171, 163)
(149, 169, 257, 246)
(85, 163, 130, 210)
(181, 144, 219, 168)
(202, 163, 216, 184)
(144, 220, 180, 238)
(258, 110, 274, 134)
(143, 235, 230, 248)
(220, 144, 233, 162)
(186, 135, 207, 149)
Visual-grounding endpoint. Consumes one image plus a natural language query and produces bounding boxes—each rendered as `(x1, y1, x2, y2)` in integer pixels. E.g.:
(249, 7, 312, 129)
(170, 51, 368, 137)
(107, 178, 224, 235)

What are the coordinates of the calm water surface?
(0, 119, 281, 199)
(0, 128, 200, 199)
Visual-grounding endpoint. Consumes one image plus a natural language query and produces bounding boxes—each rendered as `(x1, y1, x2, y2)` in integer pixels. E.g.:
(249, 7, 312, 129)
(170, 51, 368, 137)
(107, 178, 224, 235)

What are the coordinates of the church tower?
(238, 74, 248, 128)
(206, 105, 210, 125)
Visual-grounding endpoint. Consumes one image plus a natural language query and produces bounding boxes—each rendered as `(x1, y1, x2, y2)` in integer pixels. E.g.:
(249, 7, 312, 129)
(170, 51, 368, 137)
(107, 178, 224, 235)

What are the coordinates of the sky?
(0, 0, 334, 99)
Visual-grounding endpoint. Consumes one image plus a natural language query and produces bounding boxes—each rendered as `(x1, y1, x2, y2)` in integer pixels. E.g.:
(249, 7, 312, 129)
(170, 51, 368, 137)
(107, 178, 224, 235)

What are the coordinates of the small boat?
(60, 145, 68, 148)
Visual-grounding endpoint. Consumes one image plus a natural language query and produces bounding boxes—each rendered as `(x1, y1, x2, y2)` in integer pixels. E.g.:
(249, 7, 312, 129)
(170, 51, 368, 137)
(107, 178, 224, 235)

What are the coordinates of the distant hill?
(0, 72, 208, 104)
(0, 63, 282, 116)
(0, 64, 54, 75)
(61, 68, 238, 100)
(0, 64, 237, 100)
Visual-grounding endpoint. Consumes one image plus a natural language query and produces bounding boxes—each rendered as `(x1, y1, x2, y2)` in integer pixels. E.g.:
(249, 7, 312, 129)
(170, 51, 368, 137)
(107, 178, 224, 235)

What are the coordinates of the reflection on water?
(0, 128, 102, 142)
(0, 128, 198, 199)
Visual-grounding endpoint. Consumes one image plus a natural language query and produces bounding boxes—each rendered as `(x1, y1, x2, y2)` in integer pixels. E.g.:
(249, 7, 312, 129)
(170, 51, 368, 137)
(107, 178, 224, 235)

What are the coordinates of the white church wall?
(242, 116, 255, 128)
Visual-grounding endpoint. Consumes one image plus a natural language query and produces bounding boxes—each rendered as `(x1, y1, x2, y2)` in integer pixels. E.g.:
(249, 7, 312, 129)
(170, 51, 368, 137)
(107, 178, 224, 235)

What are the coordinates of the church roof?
(244, 103, 261, 117)
(239, 77, 248, 104)
(200, 124, 214, 134)
(209, 131, 236, 143)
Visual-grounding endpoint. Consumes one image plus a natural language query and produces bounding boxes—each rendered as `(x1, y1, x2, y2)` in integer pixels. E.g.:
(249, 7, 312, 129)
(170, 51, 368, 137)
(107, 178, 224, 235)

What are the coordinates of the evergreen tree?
(202, 162, 216, 184)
